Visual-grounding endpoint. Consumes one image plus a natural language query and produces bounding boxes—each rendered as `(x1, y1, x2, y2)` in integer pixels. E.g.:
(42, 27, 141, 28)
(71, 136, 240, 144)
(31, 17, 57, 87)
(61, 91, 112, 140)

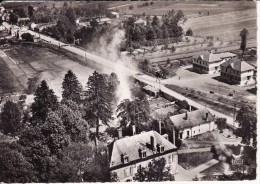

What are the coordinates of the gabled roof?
(194, 52, 222, 63)
(109, 131, 176, 168)
(220, 58, 255, 72)
(168, 109, 215, 130)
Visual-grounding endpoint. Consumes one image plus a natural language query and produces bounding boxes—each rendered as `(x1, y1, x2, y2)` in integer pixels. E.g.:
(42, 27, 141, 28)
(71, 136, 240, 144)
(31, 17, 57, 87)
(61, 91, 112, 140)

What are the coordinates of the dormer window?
(142, 150, 147, 158)
(139, 149, 147, 159)
(121, 154, 129, 164)
(157, 144, 165, 153)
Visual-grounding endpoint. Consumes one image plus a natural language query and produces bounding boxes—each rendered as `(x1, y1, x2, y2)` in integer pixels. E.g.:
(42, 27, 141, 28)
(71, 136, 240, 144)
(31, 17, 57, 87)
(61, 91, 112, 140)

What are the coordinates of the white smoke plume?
(88, 28, 138, 103)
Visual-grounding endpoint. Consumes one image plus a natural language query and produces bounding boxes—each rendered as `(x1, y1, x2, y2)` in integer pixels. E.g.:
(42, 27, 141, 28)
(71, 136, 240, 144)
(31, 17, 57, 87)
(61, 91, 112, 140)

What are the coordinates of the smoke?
(88, 28, 137, 103)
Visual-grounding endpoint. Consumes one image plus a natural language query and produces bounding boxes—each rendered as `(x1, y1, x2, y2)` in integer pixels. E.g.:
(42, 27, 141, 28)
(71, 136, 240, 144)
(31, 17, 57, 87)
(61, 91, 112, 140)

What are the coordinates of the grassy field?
(118, 1, 256, 16)
(0, 56, 24, 94)
(2, 45, 95, 99)
(119, 1, 256, 43)
(178, 151, 214, 170)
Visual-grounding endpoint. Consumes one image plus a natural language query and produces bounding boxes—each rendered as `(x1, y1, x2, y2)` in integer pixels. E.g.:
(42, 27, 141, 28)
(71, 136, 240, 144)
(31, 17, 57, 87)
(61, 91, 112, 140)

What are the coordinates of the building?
(134, 18, 147, 26)
(166, 108, 216, 140)
(108, 129, 178, 182)
(110, 11, 120, 19)
(220, 58, 255, 86)
(192, 51, 236, 74)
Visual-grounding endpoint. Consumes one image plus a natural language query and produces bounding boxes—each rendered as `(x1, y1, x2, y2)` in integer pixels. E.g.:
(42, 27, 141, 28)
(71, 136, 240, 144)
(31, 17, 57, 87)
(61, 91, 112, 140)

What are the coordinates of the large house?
(166, 108, 216, 140)
(193, 51, 236, 74)
(108, 129, 178, 182)
(220, 58, 255, 86)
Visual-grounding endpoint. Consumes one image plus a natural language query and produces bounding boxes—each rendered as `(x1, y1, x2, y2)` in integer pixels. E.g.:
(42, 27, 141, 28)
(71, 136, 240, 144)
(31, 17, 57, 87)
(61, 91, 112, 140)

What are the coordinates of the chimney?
(158, 121, 162, 134)
(172, 129, 175, 145)
(184, 112, 188, 120)
(150, 136, 154, 151)
(205, 112, 209, 121)
(132, 125, 136, 135)
(118, 127, 123, 139)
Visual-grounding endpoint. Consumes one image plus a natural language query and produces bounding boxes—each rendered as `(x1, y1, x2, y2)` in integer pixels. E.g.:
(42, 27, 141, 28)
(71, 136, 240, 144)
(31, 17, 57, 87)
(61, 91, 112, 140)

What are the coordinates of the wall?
(111, 151, 178, 182)
(179, 121, 216, 139)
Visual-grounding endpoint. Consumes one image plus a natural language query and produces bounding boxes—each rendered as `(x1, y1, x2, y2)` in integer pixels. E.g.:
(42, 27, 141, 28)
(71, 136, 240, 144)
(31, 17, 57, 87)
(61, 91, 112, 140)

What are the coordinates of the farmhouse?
(166, 108, 216, 140)
(108, 129, 178, 182)
(192, 51, 236, 74)
(109, 11, 120, 19)
(220, 58, 255, 86)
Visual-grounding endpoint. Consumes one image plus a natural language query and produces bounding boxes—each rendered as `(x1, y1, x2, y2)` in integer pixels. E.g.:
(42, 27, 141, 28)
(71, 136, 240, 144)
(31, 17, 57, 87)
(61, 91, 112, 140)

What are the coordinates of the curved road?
(27, 30, 238, 128)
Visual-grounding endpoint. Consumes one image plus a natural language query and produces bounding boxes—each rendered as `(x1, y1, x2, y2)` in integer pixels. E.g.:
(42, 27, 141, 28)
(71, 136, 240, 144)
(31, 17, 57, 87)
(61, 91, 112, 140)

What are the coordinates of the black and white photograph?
(0, 0, 258, 182)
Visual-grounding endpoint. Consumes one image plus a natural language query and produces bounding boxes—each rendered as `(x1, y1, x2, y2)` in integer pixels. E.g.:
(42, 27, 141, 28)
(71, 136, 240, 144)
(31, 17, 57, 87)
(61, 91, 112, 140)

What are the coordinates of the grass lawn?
(178, 151, 213, 170)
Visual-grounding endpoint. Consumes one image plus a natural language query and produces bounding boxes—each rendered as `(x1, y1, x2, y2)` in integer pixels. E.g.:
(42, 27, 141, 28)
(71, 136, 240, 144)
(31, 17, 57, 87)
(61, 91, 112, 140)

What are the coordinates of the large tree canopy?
(62, 70, 82, 103)
(0, 101, 22, 136)
(236, 105, 256, 147)
(31, 80, 58, 123)
(134, 158, 175, 181)
(84, 71, 113, 139)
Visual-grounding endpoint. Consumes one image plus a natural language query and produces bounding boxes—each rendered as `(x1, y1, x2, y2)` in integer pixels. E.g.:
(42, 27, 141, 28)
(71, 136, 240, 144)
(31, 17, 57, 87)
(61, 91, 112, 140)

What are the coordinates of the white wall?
(111, 152, 178, 182)
(179, 121, 216, 139)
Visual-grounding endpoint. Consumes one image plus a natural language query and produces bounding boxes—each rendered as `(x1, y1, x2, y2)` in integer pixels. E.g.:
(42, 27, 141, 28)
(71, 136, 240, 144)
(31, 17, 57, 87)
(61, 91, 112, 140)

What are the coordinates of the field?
(118, 1, 256, 16)
(1, 45, 95, 99)
(119, 1, 256, 43)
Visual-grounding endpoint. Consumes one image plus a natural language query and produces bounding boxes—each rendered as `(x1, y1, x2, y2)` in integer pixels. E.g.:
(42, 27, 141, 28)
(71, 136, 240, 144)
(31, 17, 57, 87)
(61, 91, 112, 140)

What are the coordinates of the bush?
(227, 135, 231, 138)
(21, 33, 34, 42)
(186, 28, 193, 36)
(129, 5, 134, 10)
(150, 2, 154, 5)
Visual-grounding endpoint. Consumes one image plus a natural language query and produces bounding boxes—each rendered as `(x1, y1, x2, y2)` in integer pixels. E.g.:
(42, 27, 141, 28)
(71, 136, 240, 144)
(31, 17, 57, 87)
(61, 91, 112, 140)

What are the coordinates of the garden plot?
(30, 62, 49, 71)
(19, 64, 37, 76)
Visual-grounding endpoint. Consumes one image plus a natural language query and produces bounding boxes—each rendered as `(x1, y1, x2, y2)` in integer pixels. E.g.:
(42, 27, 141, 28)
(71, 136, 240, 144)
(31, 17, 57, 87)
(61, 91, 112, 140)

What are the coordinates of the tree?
(215, 118, 227, 131)
(186, 28, 193, 36)
(0, 101, 22, 136)
(56, 103, 88, 143)
(67, 33, 74, 44)
(240, 28, 249, 54)
(65, 8, 76, 26)
(28, 5, 34, 17)
(116, 99, 150, 127)
(133, 158, 175, 181)
(21, 33, 34, 42)
(146, 26, 156, 40)
(84, 71, 113, 140)
(62, 70, 82, 103)
(27, 76, 39, 94)
(0, 147, 37, 182)
(9, 12, 19, 24)
(176, 100, 189, 111)
(236, 105, 256, 147)
(41, 112, 70, 156)
(152, 15, 160, 27)
(31, 80, 58, 122)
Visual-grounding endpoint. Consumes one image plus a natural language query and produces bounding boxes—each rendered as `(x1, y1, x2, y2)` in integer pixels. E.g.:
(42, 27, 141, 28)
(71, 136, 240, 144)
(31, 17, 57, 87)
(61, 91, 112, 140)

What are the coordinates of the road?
(26, 30, 238, 128)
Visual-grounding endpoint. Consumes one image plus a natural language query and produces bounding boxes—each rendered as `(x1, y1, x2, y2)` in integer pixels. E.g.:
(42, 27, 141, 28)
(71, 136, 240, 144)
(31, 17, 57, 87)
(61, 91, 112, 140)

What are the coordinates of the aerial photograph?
(0, 0, 257, 182)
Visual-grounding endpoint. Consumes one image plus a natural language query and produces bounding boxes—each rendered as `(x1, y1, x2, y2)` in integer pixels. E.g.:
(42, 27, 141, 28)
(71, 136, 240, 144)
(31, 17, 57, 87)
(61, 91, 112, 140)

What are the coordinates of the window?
(142, 151, 147, 158)
(124, 169, 127, 177)
(172, 154, 174, 162)
(130, 167, 133, 175)
(169, 155, 172, 163)
(161, 146, 164, 152)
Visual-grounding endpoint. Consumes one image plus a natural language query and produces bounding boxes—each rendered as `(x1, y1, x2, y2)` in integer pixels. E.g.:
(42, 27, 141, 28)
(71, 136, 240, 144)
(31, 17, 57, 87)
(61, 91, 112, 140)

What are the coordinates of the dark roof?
(194, 51, 221, 63)
(109, 131, 176, 168)
(220, 58, 255, 72)
(168, 109, 215, 130)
